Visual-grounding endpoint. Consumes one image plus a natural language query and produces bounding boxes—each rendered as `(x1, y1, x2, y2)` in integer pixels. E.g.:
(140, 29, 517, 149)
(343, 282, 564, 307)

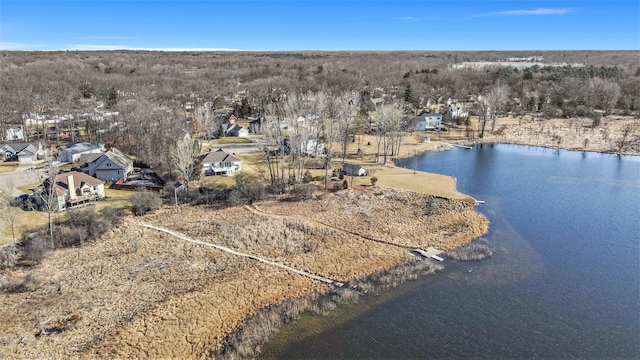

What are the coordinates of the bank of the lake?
(261, 144, 640, 359)
(0, 184, 488, 359)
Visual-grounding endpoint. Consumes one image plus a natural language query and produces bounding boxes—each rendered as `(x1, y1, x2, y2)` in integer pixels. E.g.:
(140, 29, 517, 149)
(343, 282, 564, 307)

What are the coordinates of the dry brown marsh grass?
(0, 187, 488, 358)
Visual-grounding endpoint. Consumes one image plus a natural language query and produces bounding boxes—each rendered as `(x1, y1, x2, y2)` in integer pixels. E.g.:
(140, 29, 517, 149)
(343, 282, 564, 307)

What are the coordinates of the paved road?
(208, 141, 267, 154)
(0, 162, 47, 197)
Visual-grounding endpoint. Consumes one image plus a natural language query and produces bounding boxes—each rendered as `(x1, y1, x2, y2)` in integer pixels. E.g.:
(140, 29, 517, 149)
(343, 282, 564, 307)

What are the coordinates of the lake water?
(260, 144, 640, 359)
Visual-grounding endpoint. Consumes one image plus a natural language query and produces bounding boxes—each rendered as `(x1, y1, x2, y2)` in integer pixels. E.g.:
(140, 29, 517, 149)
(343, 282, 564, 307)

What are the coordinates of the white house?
(201, 149, 242, 176)
(1, 142, 46, 162)
(446, 102, 469, 121)
(59, 142, 105, 163)
(222, 123, 249, 137)
(413, 112, 442, 131)
(5, 127, 24, 141)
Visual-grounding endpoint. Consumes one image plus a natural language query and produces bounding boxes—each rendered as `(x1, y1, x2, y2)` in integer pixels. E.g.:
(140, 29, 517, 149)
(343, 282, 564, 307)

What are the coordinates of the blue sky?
(1, 1, 638, 51)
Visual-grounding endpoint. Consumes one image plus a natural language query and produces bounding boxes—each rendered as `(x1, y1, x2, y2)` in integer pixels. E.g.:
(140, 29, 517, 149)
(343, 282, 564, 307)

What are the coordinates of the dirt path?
(140, 222, 344, 287)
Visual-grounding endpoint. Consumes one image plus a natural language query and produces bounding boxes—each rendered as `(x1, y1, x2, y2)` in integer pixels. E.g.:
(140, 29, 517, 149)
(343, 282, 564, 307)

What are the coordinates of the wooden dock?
(450, 143, 472, 149)
(413, 247, 444, 261)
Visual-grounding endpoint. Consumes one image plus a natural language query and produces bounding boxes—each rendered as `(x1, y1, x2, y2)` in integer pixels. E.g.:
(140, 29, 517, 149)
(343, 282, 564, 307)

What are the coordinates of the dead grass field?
(0, 163, 19, 174)
(478, 116, 640, 154)
(0, 185, 487, 358)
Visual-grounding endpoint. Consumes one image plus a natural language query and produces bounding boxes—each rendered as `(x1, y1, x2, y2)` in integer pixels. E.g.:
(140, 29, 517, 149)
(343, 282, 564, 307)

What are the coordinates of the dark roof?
(417, 112, 442, 118)
(224, 123, 246, 137)
(78, 152, 104, 166)
(202, 149, 241, 164)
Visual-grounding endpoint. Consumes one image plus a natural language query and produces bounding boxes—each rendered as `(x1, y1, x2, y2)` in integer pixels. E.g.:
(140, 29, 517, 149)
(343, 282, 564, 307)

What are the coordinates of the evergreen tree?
(404, 84, 413, 104)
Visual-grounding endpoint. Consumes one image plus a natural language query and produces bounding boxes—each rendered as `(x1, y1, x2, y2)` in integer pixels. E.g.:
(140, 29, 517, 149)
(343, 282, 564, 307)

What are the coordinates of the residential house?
(81, 148, 134, 182)
(34, 171, 105, 211)
(248, 118, 263, 134)
(4, 127, 24, 141)
(1, 142, 46, 162)
(77, 152, 104, 168)
(201, 149, 242, 176)
(413, 112, 442, 131)
(59, 142, 105, 163)
(445, 101, 469, 121)
(342, 163, 367, 177)
(222, 123, 249, 137)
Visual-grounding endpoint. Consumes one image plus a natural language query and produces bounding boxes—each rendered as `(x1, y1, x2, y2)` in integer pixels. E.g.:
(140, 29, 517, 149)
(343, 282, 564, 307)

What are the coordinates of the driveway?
(0, 162, 47, 197)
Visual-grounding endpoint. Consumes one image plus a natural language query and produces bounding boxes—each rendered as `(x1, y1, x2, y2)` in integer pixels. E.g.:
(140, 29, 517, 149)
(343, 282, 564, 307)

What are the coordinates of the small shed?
(342, 163, 367, 177)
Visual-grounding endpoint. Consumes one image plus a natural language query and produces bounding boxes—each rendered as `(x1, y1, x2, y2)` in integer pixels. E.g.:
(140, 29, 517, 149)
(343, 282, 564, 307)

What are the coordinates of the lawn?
(208, 137, 253, 145)
(0, 183, 135, 245)
(0, 162, 19, 174)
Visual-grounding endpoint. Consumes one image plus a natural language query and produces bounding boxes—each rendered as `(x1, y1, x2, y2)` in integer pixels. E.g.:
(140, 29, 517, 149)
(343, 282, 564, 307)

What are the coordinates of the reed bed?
(0, 187, 488, 358)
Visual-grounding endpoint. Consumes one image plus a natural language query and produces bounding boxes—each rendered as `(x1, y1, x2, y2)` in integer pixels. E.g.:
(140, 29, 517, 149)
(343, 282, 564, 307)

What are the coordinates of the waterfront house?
(34, 171, 105, 211)
(80, 148, 134, 182)
(413, 112, 442, 131)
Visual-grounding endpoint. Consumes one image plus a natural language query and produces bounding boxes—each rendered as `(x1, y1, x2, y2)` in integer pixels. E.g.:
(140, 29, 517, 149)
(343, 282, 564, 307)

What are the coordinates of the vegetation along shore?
(1, 50, 638, 358)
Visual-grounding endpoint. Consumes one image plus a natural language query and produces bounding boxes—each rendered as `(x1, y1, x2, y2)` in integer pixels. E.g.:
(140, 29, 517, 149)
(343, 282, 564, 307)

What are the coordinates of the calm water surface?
(260, 144, 640, 359)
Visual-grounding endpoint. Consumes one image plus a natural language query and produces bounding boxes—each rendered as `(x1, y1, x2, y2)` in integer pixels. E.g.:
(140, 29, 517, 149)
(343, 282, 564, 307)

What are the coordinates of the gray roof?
(78, 152, 104, 167)
(343, 163, 365, 171)
(418, 112, 442, 118)
(62, 142, 103, 154)
(202, 149, 241, 164)
(102, 148, 133, 169)
(2, 142, 37, 155)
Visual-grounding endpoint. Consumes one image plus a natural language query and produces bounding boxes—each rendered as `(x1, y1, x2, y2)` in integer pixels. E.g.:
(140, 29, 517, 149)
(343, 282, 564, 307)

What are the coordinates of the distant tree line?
(0, 50, 638, 171)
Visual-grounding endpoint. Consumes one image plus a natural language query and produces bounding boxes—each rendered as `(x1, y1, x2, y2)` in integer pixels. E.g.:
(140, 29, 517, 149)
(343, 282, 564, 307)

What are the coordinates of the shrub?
(53, 225, 88, 248)
(20, 231, 52, 264)
(229, 173, 265, 205)
(101, 206, 125, 226)
(0, 244, 22, 269)
(193, 184, 231, 205)
(131, 191, 163, 216)
(302, 170, 312, 183)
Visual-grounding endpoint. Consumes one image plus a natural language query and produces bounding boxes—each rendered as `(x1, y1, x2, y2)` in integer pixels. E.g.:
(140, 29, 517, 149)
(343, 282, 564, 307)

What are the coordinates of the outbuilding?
(342, 163, 367, 177)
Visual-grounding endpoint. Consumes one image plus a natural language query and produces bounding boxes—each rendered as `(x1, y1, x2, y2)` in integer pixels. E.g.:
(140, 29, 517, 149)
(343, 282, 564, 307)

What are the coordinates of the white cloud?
(0, 41, 44, 50)
(66, 44, 246, 51)
(67, 44, 131, 50)
(475, 7, 579, 17)
(392, 16, 418, 21)
(76, 36, 140, 40)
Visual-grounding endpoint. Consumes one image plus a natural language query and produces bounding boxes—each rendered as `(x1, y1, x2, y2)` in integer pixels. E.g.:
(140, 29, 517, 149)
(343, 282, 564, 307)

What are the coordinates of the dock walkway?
(141, 223, 344, 287)
(413, 247, 445, 261)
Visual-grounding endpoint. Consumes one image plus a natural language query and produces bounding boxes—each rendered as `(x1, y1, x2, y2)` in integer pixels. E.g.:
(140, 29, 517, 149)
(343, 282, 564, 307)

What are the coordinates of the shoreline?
(0, 188, 488, 359)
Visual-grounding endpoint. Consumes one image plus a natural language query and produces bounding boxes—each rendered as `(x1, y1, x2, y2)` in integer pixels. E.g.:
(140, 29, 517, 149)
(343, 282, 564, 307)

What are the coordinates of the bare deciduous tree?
(171, 132, 201, 191)
(373, 103, 402, 164)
